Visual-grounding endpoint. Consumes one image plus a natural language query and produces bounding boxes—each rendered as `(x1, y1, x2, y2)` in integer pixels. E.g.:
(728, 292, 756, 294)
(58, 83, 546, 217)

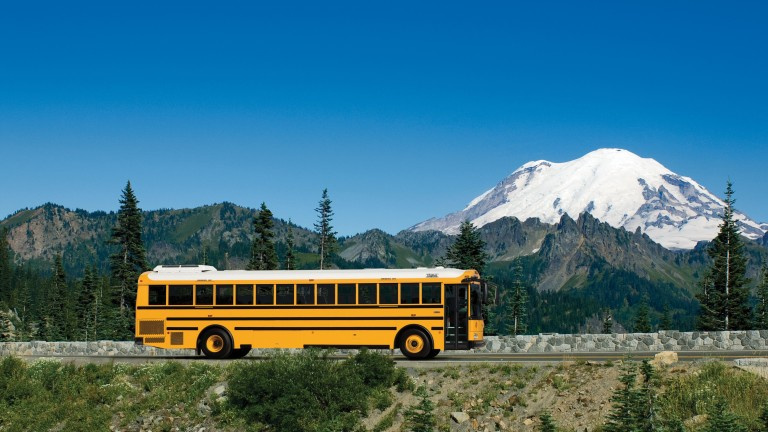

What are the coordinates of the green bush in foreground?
(227, 349, 404, 432)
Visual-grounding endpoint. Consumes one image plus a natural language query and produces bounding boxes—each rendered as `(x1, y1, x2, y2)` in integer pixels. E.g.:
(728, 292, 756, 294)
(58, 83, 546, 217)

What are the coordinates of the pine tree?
(0, 227, 12, 307)
(248, 202, 278, 270)
(702, 398, 747, 432)
(696, 272, 722, 330)
(404, 394, 436, 432)
(76, 266, 98, 341)
(700, 181, 751, 330)
(504, 261, 528, 336)
(443, 220, 489, 272)
(603, 362, 641, 432)
(637, 360, 657, 432)
(109, 181, 149, 338)
(314, 189, 337, 270)
(602, 308, 614, 333)
(659, 304, 672, 331)
(284, 220, 296, 270)
(634, 297, 651, 333)
(539, 411, 557, 432)
(41, 255, 68, 341)
(755, 266, 768, 329)
(15, 280, 32, 341)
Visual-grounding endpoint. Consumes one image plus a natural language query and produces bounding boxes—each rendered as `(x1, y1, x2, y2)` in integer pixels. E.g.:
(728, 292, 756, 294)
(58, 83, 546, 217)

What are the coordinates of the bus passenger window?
(169, 285, 193, 305)
(276, 284, 294, 305)
(196, 285, 213, 305)
(422, 283, 441, 304)
(216, 285, 234, 305)
(338, 284, 356, 304)
(257, 284, 275, 305)
(379, 283, 397, 304)
(297, 284, 315, 305)
(236, 284, 254, 305)
(317, 284, 335, 304)
(148, 285, 166, 305)
(359, 283, 376, 304)
(400, 283, 419, 304)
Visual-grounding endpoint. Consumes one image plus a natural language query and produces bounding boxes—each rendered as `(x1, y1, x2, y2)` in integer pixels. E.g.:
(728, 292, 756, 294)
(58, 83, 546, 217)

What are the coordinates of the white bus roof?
(145, 265, 475, 282)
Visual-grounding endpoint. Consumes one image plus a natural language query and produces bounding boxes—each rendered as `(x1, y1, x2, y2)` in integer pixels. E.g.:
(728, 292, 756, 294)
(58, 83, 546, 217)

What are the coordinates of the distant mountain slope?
(411, 148, 766, 249)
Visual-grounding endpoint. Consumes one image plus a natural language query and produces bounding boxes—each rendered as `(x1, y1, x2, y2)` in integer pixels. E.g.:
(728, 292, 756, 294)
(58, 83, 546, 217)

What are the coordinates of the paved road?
(11, 350, 768, 366)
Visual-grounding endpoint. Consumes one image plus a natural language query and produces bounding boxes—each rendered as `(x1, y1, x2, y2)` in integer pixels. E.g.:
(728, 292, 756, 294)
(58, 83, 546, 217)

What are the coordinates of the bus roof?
(143, 266, 477, 282)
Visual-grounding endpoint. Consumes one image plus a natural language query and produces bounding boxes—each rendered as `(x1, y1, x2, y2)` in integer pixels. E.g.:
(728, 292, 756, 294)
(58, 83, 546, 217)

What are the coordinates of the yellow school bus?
(135, 265, 486, 359)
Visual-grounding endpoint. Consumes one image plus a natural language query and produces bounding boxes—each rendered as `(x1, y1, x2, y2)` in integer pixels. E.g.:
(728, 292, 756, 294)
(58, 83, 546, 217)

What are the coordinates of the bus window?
(236, 284, 254, 305)
(379, 283, 397, 304)
(196, 285, 213, 305)
(149, 285, 166, 305)
(257, 284, 274, 305)
(470, 283, 482, 319)
(169, 285, 193, 305)
(338, 284, 355, 304)
(400, 283, 419, 304)
(359, 283, 376, 304)
(422, 283, 441, 304)
(276, 284, 294, 305)
(317, 284, 335, 304)
(216, 285, 234, 305)
(297, 284, 315, 305)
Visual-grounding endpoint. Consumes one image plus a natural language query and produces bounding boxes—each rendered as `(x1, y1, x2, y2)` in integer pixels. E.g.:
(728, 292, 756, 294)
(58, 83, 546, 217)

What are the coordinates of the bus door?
(445, 284, 469, 349)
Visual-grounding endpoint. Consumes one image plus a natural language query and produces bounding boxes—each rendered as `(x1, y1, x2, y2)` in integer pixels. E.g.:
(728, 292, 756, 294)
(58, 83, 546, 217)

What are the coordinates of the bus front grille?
(139, 320, 164, 335)
(144, 337, 165, 343)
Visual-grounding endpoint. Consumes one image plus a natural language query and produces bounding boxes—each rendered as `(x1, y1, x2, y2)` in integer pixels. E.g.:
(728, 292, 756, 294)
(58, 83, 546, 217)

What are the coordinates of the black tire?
(229, 347, 251, 359)
(425, 349, 441, 359)
(399, 328, 432, 360)
(199, 328, 233, 359)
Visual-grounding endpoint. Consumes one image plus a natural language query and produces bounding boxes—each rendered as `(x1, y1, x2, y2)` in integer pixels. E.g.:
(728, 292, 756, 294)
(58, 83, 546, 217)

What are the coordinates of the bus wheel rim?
(405, 335, 424, 354)
(206, 335, 224, 353)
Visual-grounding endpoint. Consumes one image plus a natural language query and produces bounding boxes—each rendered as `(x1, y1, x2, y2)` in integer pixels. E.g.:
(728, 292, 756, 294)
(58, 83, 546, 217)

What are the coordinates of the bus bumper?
(469, 340, 486, 349)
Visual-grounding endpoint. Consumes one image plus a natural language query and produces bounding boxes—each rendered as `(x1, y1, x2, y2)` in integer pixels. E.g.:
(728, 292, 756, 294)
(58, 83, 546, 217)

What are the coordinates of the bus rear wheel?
(399, 328, 431, 360)
(200, 328, 233, 359)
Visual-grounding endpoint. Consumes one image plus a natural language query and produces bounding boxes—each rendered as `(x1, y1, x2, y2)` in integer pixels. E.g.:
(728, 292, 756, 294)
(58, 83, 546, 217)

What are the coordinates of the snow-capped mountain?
(411, 148, 766, 250)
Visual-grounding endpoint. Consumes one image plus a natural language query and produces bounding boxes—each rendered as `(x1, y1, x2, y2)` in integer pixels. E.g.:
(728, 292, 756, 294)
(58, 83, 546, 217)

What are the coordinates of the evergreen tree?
(603, 362, 641, 432)
(636, 360, 657, 432)
(504, 261, 528, 336)
(0, 227, 11, 308)
(314, 189, 337, 269)
(248, 202, 279, 270)
(755, 266, 768, 329)
(659, 304, 672, 331)
(41, 255, 68, 341)
(634, 297, 651, 333)
(443, 220, 489, 272)
(0, 310, 13, 341)
(15, 280, 32, 341)
(284, 220, 296, 270)
(76, 266, 98, 341)
(602, 308, 614, 333)
(702, 398, 747, 432)
(696, 272, 722, 330)
(109, 181, 149, 338)
(404, 394, 436, 432)
(539, 411, 557, 432)
(699, 181, 751, 330)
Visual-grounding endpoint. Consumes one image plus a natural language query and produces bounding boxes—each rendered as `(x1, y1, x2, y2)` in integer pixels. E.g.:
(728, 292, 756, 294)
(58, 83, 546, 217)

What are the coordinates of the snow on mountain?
(411, 148, 766, 250)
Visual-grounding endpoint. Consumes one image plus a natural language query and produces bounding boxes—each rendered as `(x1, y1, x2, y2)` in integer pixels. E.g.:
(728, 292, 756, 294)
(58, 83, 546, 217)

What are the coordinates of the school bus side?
(134, 269, 482, 359)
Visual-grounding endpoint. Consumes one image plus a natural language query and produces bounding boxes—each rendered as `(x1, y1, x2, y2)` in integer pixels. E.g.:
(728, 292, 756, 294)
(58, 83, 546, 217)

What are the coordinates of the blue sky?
(1, 2, 766, 236)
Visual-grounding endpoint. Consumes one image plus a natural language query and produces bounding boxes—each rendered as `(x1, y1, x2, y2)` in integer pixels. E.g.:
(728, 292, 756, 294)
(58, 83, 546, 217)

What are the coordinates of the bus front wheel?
(399, 328, 431, 360)
(200, 328, 233, 359)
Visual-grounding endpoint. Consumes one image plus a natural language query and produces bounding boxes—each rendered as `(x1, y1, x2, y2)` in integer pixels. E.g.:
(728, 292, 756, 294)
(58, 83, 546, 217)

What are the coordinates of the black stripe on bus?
(137, 305, 441, 310)
(431, 327, 444, 331)
(235, 326, 397, 331)
(166, 326, 198, 331)
(166, 316, 442, 322)
(304, 344, 390, 349)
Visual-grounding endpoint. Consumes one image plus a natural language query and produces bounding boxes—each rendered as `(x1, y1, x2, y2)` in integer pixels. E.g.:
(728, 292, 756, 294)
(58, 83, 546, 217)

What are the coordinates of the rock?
(213, 384, 227, 396)
(451, 412, 470, 423)
(684, 414, 708, 428)
(523, 417, 534, 426)
(650, 351, 678, 367)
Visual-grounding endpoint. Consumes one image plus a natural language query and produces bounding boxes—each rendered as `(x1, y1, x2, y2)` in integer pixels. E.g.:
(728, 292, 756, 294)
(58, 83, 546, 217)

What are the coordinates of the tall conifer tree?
(696, 272, 722, 330)
(443, 220, 489, 271)
(698, 181, 751, 330)
(284, 219, 296, 270)
(248, 202, 278, 270)
(504, 261, 528, 336)
(41, 255, 68, 341)
(634, 297, 651, 333)
(755, 266, 768, 329)
(0, 227, 11, 307)
(314, 189, 337, 269)
(76, 266, 98, 341)
(109, 181, 149, 338)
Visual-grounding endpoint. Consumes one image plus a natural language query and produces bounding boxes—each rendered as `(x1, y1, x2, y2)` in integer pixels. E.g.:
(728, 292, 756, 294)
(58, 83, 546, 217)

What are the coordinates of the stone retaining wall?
(2, 330, 767, 357)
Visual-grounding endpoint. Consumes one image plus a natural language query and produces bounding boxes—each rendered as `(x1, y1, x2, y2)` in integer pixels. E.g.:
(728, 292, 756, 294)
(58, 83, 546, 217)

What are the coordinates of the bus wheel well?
(197, 325, 233, 351)
(395, 325, 433, 351)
